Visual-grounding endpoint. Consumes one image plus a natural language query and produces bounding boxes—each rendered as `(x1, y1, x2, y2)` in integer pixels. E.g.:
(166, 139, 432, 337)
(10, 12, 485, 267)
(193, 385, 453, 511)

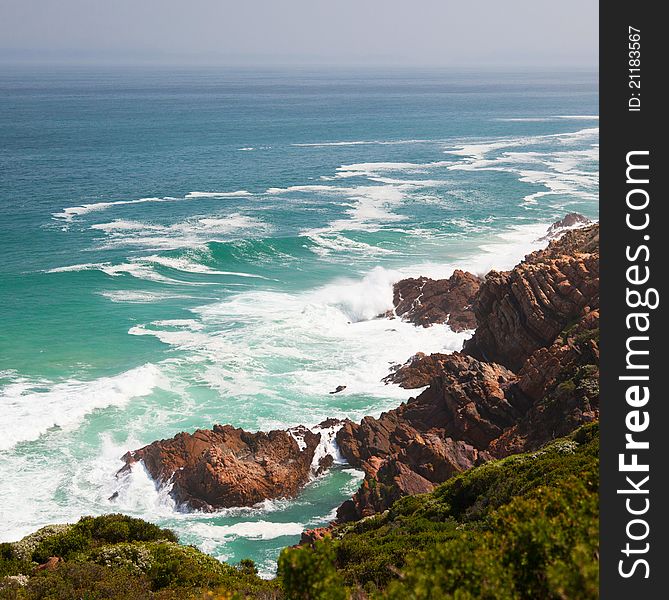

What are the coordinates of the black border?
(600, 3, 667, 597)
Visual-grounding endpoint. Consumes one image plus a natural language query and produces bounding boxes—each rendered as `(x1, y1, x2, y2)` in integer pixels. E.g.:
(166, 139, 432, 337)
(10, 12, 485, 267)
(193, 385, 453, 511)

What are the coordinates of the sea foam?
(0, 364, 164, 452)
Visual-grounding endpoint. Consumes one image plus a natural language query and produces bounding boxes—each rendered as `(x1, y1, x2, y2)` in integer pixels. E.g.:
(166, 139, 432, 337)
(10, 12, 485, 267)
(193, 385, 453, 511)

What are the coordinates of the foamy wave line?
(189, 521, 304, 542)
(555, 115, 599, 120)
(444, 126, 599, 161)
(48, 262, 189, 284)
(47, 262, 202, 285)
(292, 138, 434, 147)
(54, 190, 252, 222)
(184, 191, 252, 199)
(140, 255, 270, 279)
(98, 290, 205, 303)
(495, 115, 599, 122)
(307, 233, 396, 258)
(90, 214, 271, 251)
(48, 255, 267, 286)
(444, 128, 599, 207)
(0, 364, 164, 452)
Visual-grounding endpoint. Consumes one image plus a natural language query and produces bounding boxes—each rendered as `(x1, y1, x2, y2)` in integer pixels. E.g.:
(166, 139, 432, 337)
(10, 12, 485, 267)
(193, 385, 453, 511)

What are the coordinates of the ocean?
(0, 66, 598, 575)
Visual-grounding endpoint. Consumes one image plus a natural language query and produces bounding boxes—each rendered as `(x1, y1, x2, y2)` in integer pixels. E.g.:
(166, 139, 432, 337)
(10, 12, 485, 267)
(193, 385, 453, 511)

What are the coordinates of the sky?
(0, 0, 598, 68)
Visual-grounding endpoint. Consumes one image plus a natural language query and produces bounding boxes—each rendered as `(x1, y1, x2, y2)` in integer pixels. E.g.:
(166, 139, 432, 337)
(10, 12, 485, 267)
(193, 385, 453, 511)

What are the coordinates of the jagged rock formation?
(332, 223, 600, 520)
(119, 425, 324, 511)
(540, 212, 592, 240)
(383, 352, 452, 389)
(335, 352, 516, 519)
(464, 224, 599, 371)
(392, 270, 481, 332)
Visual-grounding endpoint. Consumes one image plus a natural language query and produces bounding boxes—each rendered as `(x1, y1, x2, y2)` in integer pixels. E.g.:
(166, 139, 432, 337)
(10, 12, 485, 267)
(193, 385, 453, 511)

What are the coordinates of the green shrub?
(8, 525, 72, 563)
(278, 541, 347, 600)
(237, 559, 258, 577)
(76, 514, 179, 545)
(87, 542, 154, 575)
(28, 514, 178, 563)
(31, 530, 91, 564)
(20, 561, 153, 600)
(147, 542, 234, 590)
(0, 543, 32, 579)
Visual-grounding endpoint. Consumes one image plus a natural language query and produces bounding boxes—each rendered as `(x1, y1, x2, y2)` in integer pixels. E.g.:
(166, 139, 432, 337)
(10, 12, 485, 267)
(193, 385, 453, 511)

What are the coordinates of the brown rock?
(383, 352, 451, 389)
(490, 309, 600, 456)
(120, 424, 322, 511)
(340, 224, 601, 521)
(36, 557, 62, 572)
(541, 212, 591, 240)
(464, 224, 599, 371)
(300, 526, 334, 546)
(118, 223, 600, 524)
(392, 270, 481, 332)
(336, 353, 512, 519)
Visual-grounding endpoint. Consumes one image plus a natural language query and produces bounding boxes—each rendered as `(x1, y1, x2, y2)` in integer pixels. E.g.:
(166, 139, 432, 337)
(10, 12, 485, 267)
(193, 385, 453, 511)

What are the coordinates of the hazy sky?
(0, 0, 598, 67)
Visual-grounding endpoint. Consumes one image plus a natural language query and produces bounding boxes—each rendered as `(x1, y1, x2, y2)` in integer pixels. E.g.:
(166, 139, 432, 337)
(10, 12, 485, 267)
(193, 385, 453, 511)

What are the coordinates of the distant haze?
(0, 0, 598, 67)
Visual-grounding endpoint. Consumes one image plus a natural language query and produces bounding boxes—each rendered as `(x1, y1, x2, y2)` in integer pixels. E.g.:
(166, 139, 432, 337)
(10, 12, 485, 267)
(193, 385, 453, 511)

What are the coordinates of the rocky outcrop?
(540, 212, 591, 241)
(489, 308, 600, 456)
(392, 270, 480, 332)
(299, 526, 333, 547)
(463, 224, 599, 371)
(335, 352, 515, 520)
(120, 424, 324, 511)
(336, 222, 600, 520)
(383, 352, 452, 389)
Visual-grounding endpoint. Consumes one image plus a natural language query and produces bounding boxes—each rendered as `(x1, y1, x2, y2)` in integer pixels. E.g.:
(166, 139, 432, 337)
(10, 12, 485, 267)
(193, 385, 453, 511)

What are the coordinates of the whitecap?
(91, 214, 271, 251)
(0, 364, 165, 452)
(54, 191, 253, 222)
(184, 191, 252, 199)
(291, 139, 434, 147)
(188, 521, 304, 541)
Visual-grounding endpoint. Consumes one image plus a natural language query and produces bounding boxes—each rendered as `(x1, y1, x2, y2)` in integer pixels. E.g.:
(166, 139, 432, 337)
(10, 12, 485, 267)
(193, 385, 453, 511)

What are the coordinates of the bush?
(87, 542, 154, 575)
(76, 514, 179, 545)
(279, 540, 348, 600)
(0, 544, 32, 579)
(20, 562, 152, 600)
(147, 542, 232, 590)
(8, 526, 72, 563)
(28, 514, 178, 563)
(31, 530, 91, 564)
(237, 559, 258, 577)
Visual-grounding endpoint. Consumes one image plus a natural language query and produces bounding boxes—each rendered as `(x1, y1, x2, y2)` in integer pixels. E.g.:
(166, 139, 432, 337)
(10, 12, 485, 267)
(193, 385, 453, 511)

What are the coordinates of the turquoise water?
(0, 67, 598, 575)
